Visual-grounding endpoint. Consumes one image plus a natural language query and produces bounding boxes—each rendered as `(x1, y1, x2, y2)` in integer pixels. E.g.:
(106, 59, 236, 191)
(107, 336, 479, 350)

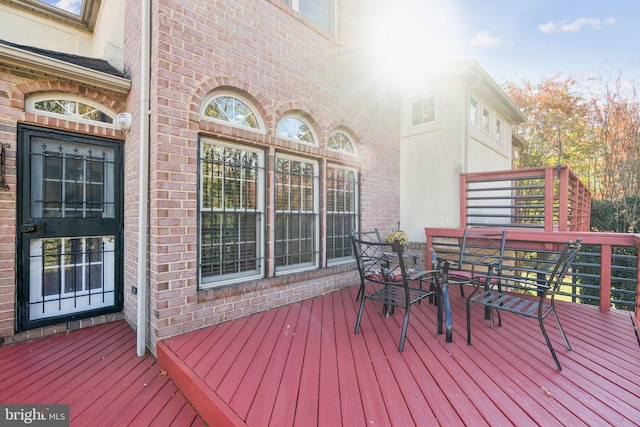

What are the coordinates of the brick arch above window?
(276, 115, 318, 146)
(189, 78, 270, 125)
(18, 83, 127, 111)
(201, 90, 266, 133)
(328, 129, 358, 156)
(25, 92, 118, 128)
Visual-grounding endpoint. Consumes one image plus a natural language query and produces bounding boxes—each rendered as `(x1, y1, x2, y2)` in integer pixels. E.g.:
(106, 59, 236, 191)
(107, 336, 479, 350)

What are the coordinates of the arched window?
(276, 116, 317, 145)
(328, 131, 356, 155)
(201, 92, 263, 131)
(26, 95, 116, 126)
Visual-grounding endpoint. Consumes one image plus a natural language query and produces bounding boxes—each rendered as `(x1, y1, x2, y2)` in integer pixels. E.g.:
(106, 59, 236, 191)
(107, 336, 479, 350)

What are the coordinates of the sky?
(39, 0, 81, 15)
(370, 0, 640, 91)
(40, 0, 640, 90)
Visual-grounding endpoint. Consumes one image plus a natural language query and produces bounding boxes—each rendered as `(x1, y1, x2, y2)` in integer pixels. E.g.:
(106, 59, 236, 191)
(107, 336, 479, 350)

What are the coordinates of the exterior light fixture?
(116, 112, 132, 131)
(0, 143, 9, 190)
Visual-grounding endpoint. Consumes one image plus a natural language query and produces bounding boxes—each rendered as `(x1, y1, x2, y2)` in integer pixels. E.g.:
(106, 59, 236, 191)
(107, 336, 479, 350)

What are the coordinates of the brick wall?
(0, 0, 402, 351)
(138, 0, 402, 352)
(0, 72, 128, 345)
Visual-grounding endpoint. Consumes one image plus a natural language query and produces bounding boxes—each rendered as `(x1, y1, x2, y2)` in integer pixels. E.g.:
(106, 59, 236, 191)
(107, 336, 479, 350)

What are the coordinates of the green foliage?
(591, 198, 640, 233)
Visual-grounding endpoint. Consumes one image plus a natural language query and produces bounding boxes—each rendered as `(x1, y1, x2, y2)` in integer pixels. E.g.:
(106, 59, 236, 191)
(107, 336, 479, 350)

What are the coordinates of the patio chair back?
(351, 232, 436, 352)
(438, 229, 507, 297)
(467, 238, 583, 370)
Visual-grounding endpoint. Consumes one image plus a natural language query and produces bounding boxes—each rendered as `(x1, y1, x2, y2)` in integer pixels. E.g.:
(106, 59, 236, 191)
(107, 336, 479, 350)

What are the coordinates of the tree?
(589, 77, 640, 232)
(504, 75, 593, 175)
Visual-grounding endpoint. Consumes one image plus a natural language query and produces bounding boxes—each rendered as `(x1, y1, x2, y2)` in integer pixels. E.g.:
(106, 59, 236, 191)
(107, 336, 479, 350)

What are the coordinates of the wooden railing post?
(426, 233, 434, 270)
(635, 235, 640, 326)
(600, 244, 612, 312)
(459, 174, 467, 228)
(557, 166, 569, 231)
(544, 167, 555, 232)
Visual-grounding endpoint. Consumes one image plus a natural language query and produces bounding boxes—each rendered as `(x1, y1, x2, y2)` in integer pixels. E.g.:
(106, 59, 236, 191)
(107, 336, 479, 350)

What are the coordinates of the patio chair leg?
(552, 309, 572, 351)
(488, 308, 502, 328)
(466, 297, 472, 345)
(399, 308, 410, 352)
(354, 297, 366, 335)
(539, 315, 562, 371)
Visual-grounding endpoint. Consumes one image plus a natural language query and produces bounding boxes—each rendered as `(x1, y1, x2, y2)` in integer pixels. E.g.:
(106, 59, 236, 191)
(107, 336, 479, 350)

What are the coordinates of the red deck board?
(353, 295, 418, 426)
(246, 304, 300, 425)
(317, 287, 343, 427)
(23, 329, 135, 404)
(331, 292, 370, 426)
(153, 285, 640, 427)
(0, 321, 202, 426)
(453, 294, 630, 426)
(4, 323, 132, 402)
(71, 352, 162, 424)
(268, 298, 312, 426)
(0, 322, 126, 392)
(218, 308, 283, 404)
(292, 296, 322, 426)
(197, 315, 257, 382)
(339, 292, 394, 426)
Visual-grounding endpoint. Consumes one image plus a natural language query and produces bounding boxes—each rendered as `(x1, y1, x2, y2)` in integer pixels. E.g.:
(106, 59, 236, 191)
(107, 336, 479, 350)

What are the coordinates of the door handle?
(21, 223, 39, 233)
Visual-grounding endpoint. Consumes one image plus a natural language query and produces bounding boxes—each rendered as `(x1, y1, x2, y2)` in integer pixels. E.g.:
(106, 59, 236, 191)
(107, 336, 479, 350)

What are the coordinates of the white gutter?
(137, 0, 151, 357)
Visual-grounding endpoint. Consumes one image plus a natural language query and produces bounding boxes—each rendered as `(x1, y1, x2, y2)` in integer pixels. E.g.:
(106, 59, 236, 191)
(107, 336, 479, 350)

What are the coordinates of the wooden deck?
(0, 321, 204, 426)
(159, 285, 640, 427)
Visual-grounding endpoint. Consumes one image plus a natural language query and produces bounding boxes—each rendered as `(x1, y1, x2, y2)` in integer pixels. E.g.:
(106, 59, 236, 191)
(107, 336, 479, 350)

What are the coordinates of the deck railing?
(425, 228, 640, 324)
(460, 165, 591, 232)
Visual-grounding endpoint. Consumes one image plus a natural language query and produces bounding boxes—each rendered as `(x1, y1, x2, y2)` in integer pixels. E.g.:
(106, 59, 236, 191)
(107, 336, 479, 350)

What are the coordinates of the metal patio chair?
(434, 229, 507, 298)
(351, 232, 440, 352)
(353, 228, 422, 301)
(466, 239, 582, 370)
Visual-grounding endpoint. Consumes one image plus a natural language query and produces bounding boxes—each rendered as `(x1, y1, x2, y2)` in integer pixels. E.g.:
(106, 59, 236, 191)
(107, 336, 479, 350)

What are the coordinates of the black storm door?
(16, 125, 123, 331)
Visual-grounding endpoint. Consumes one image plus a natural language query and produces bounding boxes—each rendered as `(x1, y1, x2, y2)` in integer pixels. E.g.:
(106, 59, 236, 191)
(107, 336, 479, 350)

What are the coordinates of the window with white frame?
(470, 96, 479, 127)
(27, 95, 116, 127)
(481, 106, 491, 135)
(199, 140, 265, 286)
(410, 95, 436, 127)
(201, 93, 263, 131)
(281, 0, 336, 33)
(276, 116, 317, 145)
(327, 131, 356, 155)
(274, 155, 319, 272)
(495, 117, 503, 143)
(326, 165, 358, 263)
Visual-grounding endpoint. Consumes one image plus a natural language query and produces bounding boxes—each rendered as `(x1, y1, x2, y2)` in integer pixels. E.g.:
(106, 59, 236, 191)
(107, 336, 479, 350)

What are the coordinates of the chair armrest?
(470, 255, 502, 274)
(436, 254, 460, 270)
(409, 269, 438, 281)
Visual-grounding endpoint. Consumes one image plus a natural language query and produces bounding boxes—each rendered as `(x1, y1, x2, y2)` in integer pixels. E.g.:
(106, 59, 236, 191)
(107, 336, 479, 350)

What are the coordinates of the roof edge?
(0, 42, 130, 95)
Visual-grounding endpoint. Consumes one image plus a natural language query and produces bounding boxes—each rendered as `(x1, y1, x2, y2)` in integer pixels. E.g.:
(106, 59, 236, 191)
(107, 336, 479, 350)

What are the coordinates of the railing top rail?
(425, 227, 640, 248)
(461, 165, 562, 180)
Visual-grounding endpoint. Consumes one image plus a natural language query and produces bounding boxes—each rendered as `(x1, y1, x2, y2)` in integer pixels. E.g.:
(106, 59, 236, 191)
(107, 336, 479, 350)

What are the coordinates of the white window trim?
(327, 130, 357, 156)
(481, 106, 492, 136)
(470, 96, 480, 128)
(198, 138, 266, 288)
(495, 117, 504, 144)
(274, 153, 320, 275)
(326, 163, 359, 266)
(276, 115, 319, 147)
(200, 90, 266, 133)
(26, 93, 118, 128)
(408, 93, 438, 129)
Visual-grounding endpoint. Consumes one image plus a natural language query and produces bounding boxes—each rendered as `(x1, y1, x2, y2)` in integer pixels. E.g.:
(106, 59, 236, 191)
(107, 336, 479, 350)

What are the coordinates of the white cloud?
(53, 0, 82, 14)
(538, 17, 616, 34)
(470, 30, 504, 48)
